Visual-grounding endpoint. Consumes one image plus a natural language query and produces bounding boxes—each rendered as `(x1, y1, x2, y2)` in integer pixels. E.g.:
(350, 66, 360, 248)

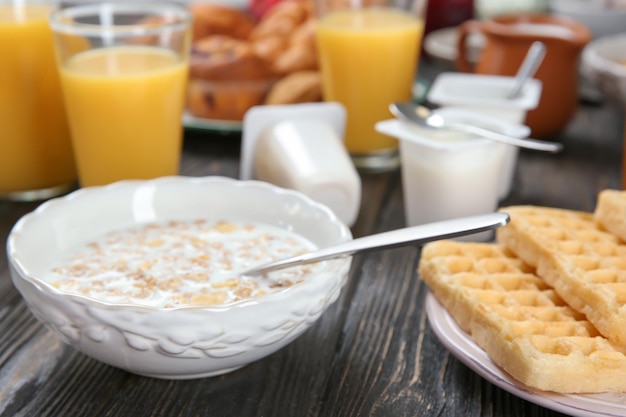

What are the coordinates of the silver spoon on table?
(389, 102, 563, 154)
(243, 212, 509, 276)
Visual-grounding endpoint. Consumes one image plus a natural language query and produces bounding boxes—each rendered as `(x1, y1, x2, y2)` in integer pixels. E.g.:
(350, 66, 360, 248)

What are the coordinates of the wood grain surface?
(0, 59, 623, 417)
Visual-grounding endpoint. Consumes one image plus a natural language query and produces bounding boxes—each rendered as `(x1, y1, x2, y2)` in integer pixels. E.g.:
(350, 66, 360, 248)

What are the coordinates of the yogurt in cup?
(427, 72, 542, 199)
(376, 107, 530, 241)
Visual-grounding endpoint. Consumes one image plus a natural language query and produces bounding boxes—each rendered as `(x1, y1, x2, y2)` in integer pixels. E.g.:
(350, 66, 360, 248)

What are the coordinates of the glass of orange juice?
(0, 0, 77, 201)
(49, 3, 191, 187)
(315, 0, 427, 171)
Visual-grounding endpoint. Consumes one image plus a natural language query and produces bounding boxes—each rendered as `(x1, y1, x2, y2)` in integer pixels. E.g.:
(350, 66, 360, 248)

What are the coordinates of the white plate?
(423, 26, 485, 65)
(182, 112, 242, 133)
(425, 292, 626, 417)
(181, 79, 428, 135)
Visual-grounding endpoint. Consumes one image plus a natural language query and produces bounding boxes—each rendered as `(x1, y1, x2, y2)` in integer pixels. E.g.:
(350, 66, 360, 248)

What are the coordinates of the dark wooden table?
(0, 60, 623, 416)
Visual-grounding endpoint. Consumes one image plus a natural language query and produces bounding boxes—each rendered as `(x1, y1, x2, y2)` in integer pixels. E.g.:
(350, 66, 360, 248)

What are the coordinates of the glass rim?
(49, 2, 191, 37)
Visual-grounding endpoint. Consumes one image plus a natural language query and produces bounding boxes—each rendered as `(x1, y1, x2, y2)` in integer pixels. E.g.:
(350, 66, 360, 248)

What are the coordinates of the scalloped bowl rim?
(581, 33, 626, 104)
(6, 176, 354, 379)
(7, 175, 353, 311)
(582, 33, 626, 77)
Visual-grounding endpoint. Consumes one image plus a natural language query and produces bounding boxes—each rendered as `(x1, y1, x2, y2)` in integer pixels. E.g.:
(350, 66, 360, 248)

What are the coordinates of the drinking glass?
(0, 0, 77, 201)
(315, 0, 427, 171)
(49, 2, 191, 187)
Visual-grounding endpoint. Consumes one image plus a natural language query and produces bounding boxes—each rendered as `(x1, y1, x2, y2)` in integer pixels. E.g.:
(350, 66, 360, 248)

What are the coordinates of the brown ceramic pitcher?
(456, 14, 591, 138)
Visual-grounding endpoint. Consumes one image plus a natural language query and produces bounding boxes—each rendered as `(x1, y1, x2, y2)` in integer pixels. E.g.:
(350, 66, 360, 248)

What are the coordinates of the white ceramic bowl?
(581, 33, 626, 103)
(7, 176, 352, 379)
(549, 0, 626, 39)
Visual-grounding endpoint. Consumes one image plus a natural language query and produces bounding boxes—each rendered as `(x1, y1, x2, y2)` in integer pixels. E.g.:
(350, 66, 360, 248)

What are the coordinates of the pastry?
(185, 0, 320, 121)
(187, 78, 274, 121)
(272, 41, 318, 74)
(251, 35, 288, 63)
(290, 18, 317, 48)
(595, 189, 626, 242)
(496, 205, 626, 347)
(188, 3, 256, 41)
(419, 240, 626, 393)
(264, 70, 322, 104)
(190, 35, 275, 81)
(249, 0, 310, 40)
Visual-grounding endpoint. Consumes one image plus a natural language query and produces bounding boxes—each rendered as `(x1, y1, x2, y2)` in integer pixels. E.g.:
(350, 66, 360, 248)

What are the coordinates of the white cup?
(427, 72, 542, 199)
(376, 107, 530, 241)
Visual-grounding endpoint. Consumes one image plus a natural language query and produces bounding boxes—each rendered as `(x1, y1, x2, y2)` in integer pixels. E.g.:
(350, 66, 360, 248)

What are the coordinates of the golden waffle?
(595, 189, 626, 242)
(419, 240, 626, 393)
(496, 205, 626, 347)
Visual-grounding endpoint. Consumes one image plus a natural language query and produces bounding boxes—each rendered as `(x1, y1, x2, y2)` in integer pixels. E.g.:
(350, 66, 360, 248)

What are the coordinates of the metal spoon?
(389, 102, 563, 153)
(243, 212, 509, 276)
(508, 41, 546, 99)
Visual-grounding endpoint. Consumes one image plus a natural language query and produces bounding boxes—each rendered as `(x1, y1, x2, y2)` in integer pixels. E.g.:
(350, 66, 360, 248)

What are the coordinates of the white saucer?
(425, 292, 626, 417)
(423, 26, 485, 65)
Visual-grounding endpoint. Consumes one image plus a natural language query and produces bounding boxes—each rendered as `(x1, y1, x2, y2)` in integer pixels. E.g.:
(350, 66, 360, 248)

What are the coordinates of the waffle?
(496, 205, 626, 347)
(595, 189, 626, 243)
(419, 240, 626, 393)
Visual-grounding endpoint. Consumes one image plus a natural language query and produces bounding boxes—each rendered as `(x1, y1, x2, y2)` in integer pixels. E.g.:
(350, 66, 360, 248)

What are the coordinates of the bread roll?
(264, 70, 322, 104)
(190, 35, 275, 81)
(272, 43, 318, 74)
(189, 3, 256, 41)
(251, 36, 288, 63)
(249, 0, 310, 40)
(187, 78, 275, 120)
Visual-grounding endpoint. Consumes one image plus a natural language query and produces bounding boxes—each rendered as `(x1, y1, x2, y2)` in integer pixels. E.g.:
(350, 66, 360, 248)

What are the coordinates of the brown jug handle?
(456, 19, 482, 73)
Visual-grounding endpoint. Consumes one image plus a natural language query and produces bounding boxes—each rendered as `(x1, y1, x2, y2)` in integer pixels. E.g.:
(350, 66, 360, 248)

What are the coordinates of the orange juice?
(60, 46, 187, 186)
(316, 9, 423, 156)
(0, 5, 76, 196)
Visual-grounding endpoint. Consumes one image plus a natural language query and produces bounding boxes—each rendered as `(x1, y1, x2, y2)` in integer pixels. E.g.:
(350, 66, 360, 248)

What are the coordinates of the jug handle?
(456, 19, 481, 73)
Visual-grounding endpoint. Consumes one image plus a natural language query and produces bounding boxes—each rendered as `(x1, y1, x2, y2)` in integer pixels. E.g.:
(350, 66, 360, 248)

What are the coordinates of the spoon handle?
(244, 212, 510, 276)
(449, 121, 563, 153)
(508, 41, 546, 99)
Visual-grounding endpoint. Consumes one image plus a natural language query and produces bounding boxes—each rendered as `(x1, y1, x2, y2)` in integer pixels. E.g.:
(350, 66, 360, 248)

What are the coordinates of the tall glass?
(0, 0, 77, 201)
(315, 0, 427, 171)
(49, 3, 191, 187)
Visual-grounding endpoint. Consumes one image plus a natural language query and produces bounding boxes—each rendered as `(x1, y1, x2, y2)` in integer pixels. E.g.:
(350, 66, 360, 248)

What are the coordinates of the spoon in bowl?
(389, 102, 563, 153)
(243, 212, 509, 276)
